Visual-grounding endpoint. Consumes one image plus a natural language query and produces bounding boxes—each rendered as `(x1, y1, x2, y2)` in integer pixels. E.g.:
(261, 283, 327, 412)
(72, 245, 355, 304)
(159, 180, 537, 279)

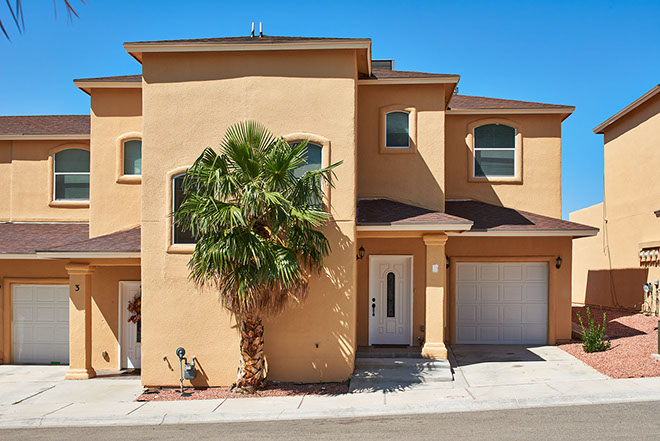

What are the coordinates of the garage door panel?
(12, 285, 69, 364)
(457, 263, 478, 281)
(456, 262, 548, 345)
(480, 285, 499, 302)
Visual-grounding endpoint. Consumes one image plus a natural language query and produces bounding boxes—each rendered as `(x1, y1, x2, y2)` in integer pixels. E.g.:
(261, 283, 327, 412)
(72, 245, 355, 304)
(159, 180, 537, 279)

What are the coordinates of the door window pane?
(386, 111, 410, 148)
(123, 140, 142, 175)
(386, 272, 396, 317)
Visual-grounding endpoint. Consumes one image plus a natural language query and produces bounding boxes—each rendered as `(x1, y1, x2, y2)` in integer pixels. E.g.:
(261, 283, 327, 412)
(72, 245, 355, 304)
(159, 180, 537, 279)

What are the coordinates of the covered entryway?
(12, 284, 69, 364)
(455, 262, 548, 344)
(368, 255, 413, 345)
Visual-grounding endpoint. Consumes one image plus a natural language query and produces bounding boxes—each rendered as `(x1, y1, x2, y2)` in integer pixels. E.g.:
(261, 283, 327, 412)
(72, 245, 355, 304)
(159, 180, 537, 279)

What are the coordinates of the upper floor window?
(385, 111, 410, 148)
(473, 124, 516, 177)
(292, 142, 323, 178)
(54, 148, 90, 201)
(123, 139, 142, 175)
(172, 174, 196, 244)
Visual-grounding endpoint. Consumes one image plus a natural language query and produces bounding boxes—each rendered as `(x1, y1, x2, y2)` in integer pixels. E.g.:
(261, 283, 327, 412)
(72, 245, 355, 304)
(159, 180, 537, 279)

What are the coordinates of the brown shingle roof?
(449, 94, 572, 110)
(0, 223, 89, 255)
(125, 35, 370, 46)
(360, 68, 459, 80)
(357, 199, 472, 227)
(73, 75, 141, 83)
(444, 200, 598, 233)
(0, 115, 90, 136)
(41, 226, 141, 253)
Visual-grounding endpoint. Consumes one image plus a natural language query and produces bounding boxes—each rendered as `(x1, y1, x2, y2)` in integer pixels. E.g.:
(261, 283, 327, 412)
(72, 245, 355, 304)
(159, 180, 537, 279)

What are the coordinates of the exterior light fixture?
(555, 256, 562, 269)
(356, 246, 365, 261)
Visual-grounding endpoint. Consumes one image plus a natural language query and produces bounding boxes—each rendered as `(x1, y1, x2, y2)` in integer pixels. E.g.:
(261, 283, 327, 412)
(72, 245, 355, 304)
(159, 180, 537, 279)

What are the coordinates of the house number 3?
(75, 284, 80, 291)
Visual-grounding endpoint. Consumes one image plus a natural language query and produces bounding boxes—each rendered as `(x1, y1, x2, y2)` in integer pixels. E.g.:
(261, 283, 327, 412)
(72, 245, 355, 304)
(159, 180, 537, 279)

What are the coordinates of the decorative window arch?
(466, 118, 523, 183)
(379, 104, 417, 154)
(116, 132, 142, 184)
(53, 148, 90, 202)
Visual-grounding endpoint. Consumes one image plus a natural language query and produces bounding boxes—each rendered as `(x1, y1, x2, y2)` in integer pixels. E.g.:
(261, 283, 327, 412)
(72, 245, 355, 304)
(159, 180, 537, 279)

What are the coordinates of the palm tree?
(1, 1, 85, 40)
(173, 121, 341, 393)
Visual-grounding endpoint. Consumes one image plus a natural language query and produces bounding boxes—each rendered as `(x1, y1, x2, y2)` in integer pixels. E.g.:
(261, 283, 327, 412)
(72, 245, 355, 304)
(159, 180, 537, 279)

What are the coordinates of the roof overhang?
(74, 80, 142, 95)
(446, 229, 598, 237)
(0, 134, 89, 141)
(357, 222, 473, 232)
(447, 107, 575, 121)
(35, 251, 141, 259)
(0, 253, 43, 259)
(357, 76, 460, 86)
(594, 84, 660, 134)
(124, 40, 372, 75)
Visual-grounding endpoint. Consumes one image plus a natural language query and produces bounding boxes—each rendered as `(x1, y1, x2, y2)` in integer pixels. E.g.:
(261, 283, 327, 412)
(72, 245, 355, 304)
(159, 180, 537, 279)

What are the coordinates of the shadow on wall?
(584, 268, 648, 310)
(263, 220, 356, 383)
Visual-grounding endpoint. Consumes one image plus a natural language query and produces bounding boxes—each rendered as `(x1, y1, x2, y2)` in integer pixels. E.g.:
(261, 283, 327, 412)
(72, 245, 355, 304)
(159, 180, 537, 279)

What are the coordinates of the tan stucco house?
(571, 84, 660, 310)
(0, 34, 597, 387)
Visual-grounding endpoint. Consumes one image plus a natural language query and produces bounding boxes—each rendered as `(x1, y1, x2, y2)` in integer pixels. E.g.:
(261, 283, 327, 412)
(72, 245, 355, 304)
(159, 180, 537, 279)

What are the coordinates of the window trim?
(48, 145, 90, 207)
(379, 104, 417, 154)
(466, 118, 523, 184)
(283, 132, 332, 211)
(116, 132, 142, 184)
(167, 166, 195, 254)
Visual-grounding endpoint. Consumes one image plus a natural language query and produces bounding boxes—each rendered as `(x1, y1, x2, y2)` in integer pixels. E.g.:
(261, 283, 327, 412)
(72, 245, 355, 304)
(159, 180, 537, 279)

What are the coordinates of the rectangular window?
(123, 140, 142, 175)
(474, 124, 516, 177)
(173, 175, 197, 244)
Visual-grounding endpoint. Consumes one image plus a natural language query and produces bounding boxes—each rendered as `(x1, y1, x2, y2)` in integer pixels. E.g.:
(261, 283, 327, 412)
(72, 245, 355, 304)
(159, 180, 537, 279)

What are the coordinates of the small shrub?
(577, 307, 611, 353)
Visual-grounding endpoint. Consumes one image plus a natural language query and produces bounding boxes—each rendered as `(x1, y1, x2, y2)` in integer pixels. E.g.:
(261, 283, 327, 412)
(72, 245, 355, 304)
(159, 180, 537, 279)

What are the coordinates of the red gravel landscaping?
(137, 382, 349, 401)
(559, 306, 660, 378)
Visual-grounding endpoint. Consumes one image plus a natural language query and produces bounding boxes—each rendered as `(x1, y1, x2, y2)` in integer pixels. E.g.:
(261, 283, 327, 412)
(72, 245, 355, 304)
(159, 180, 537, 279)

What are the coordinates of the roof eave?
(593, 84, 660, 134)
(0, 134, 89, 140)
(447, 107, 575, 120)
(73, 80, 142, 95)
(446, 229, 598, 237)
(358, 76, 460, 86)
(356, 222, 473, 231)
(35, 251, 141, 259)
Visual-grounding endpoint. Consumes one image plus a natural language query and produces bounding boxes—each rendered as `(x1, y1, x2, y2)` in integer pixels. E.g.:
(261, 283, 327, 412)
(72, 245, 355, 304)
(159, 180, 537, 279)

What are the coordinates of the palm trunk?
(235, 315, 266, 393)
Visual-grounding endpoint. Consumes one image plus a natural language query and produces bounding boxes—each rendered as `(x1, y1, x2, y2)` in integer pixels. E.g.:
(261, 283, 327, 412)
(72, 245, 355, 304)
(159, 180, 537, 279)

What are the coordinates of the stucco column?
(422, 234, 449, 359)
(65, 263, 96, 380)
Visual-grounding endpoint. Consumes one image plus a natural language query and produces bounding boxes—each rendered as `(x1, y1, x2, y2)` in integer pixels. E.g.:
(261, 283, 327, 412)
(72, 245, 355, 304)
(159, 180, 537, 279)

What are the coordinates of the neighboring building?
(0, 34, 596, 387)
(571, 85, 660, 310)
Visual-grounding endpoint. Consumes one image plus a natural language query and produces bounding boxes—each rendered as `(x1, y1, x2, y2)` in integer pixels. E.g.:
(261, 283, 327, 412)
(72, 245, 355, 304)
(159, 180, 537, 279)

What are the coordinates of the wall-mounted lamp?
(356, 245, 365, 261)
(555, 256, 563, 269)
(446, 256, 450, 269)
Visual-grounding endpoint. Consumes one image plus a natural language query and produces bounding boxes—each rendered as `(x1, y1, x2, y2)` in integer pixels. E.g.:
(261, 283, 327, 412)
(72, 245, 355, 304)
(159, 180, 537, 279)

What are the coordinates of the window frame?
(116, 132, 143, 184)
(466, 118, 523, 184)
(284, 133, 331, 211)
(379, 104, 417, 154)
(472, 124, 517, 178)
(51, 146, 91, 205)
(385, 111, 411, 149)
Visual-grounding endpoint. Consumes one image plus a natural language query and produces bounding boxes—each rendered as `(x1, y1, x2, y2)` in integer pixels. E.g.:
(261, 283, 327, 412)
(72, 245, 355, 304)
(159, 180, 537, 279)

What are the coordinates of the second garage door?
(456, 262, 548, 344)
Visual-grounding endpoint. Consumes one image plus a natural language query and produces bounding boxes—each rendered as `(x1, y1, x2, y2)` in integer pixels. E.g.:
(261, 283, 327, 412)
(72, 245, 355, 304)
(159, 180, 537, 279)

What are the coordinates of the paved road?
(3, 401, 660, 440)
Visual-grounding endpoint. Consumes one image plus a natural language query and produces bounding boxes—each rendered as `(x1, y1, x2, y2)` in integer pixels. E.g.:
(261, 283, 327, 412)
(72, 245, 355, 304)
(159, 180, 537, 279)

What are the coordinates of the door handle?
(371, 298, 376, 317)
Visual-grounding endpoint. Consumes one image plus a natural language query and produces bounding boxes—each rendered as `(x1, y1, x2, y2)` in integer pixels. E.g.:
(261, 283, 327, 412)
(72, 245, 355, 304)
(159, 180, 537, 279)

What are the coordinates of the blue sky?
(1, 0, 658, 218)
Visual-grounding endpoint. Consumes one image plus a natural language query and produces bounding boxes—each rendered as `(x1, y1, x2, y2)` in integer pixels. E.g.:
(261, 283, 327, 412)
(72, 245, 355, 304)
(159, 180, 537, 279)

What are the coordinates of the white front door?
(12, 284, 69, 364)
(119, 281, 141, 369)
(456, 262, 548, 344)
(369, 255, 413, 345)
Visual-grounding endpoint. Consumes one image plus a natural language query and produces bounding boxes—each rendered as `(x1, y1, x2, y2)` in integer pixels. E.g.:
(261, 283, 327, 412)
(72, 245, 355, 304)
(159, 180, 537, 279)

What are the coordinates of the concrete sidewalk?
(2, 346, 660, 428)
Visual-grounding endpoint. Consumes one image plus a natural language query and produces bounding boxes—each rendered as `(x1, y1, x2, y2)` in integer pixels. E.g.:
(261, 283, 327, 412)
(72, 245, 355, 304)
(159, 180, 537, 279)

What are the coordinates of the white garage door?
(12, 285, 69, 364)
(456, 262, 548, 344)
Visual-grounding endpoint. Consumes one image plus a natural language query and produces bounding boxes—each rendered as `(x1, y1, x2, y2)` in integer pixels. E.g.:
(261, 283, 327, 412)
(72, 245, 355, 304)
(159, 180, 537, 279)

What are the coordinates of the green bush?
(577, 307, 611, 353)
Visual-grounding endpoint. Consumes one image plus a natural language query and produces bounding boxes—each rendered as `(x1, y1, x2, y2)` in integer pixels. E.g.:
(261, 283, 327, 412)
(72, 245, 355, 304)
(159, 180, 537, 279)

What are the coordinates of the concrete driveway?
(0, 365, 142, 407)
(449, 345, 607, 399)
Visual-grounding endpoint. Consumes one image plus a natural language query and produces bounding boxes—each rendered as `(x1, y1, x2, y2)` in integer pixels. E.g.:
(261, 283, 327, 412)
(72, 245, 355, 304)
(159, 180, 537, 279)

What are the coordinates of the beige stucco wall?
(0, 140, 90, 223)
(89, 88, 143, 238)
(571, 93, 660, 309)
(139, 49, 358, 386)
(357, 84, 448, 211)
(356, 235, 573, 347)
(445, 113, 563, 218)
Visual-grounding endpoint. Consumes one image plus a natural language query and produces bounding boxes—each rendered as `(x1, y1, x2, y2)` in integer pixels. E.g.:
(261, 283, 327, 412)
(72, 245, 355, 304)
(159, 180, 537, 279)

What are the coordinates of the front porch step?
(349, 358, 453, 393)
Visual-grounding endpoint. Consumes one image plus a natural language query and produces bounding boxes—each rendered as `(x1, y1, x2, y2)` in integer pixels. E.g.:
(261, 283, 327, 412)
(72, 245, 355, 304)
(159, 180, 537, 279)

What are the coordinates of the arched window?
(385, 111, 410, 148)
(123, 139, 142, 175)
(172, 174, 196, 244)
(292, 142, 323, 178)
(54, 148, 90, 201)
(473, 124, 516, 177)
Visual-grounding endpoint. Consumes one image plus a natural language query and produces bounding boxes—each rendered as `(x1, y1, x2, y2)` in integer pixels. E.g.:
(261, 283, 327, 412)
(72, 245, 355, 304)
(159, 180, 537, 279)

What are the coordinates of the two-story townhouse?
(571, 84, 660, 310)
(0, 34, 597, 387)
